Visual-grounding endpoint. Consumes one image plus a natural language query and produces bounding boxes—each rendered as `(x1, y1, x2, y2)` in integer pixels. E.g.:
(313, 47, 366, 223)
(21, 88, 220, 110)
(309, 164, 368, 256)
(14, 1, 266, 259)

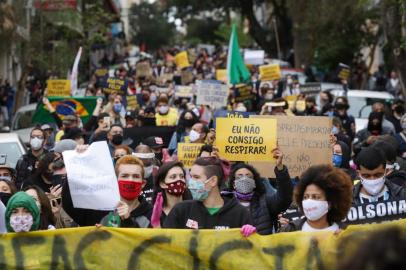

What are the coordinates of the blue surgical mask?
(332, 154, 343, 167)
(113, 104, 122, 113)
(187, 178, 211, 201)
(332, 126, 339, 135)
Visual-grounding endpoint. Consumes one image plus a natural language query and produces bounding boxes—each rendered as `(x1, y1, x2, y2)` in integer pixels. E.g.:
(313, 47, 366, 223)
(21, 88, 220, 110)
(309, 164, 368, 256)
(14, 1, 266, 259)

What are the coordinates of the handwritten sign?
(234, 84, 254, 102)
(338, 63, 350, 80)
(216, 118, 277, 161)
(63, 141, 120, 210)
(136, 62, 152, 78)
(249, 115, 332, 178)
(177, 143, 204, 168)
(212, 109, 256, 128)
(259, 64, 281, 81)
(175, 51, 190, 69)
(196, 82, 228, 108)
(244, 50, 265, 65)
(175, 86, 193, 98)
(216, 69, 228, 83)
(102, 77, 127, 95)
(126, 95, 138, 110)
(47, 80, 71, 97)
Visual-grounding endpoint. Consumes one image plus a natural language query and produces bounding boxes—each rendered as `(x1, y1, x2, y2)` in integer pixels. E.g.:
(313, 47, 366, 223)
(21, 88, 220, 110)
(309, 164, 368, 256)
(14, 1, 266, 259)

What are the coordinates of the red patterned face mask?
(165, 180, 186, 197)
(118, 180, 143, 200)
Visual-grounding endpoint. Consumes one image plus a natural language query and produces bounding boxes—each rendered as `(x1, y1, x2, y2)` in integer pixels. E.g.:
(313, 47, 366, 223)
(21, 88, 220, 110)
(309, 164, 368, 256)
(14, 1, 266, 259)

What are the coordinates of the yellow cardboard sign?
(216, 118, 277, 161)
(177, 143, 204, 168)
(0, 219, 405, 269)
(259, 64, 281, 81)
(216, 69, 228, 83)
(175, 51, 190, 69)
(126, 95, 138, 110)
(47, 80, 71, 97)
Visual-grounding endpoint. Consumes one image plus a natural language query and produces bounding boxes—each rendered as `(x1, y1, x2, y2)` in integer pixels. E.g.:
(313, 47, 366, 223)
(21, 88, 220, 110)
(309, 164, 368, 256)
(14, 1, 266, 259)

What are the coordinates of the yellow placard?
(0, 219, 405, 269)
(175, 51, 190, 69)
(216, 118, 277, 161)
(259, 64, 281, 81)
(177, 143, 204, 168)
(126, 95, 138, 110)
(47, 80, 71, 97)
(216, 69, 227, 83)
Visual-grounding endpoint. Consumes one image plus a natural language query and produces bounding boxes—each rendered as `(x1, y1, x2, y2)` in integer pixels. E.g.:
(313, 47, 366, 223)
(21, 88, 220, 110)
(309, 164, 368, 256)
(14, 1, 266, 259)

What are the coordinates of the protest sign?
(196, 82, 228, 108)
(181, 69, 194, 85)
(94, 68, 109, 78)
(212, 109, 256, 129)
(299, 83, 322, 94)
(47, 80, 71, 97)
(2, 214, 405, 269)
(216, 118, 277, 161)
(175, 51, 190, 69)
(249, 115, 332, 178)
(216, 69, 228, 83)
(102, 77, 128, 95)
(197, 44, 215, 55)
(259, 64, 281, 81)
(157, 73, 174, 85)
(136, 62, 152, 78)
(63, 141, 120, 211)
(244, 50, 265, 65)
(233, 84, 254, 102)
(337, 63, 350, 80)
(126, 95, 138, 110)
(175, 86, 193, 98)
(177, 143, 204, 168)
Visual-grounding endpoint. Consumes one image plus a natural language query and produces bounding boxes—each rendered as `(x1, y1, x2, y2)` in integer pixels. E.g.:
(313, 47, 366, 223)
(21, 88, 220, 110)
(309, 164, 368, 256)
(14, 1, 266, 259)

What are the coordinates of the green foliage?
(185, 18, 222, 45)
(214, 23, 253, 47)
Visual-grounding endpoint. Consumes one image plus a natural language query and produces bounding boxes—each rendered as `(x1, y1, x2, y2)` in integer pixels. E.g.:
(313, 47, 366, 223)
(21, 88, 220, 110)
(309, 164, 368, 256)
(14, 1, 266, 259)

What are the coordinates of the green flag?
(32, 97, 98, 125)
(227, 24, 251, 85)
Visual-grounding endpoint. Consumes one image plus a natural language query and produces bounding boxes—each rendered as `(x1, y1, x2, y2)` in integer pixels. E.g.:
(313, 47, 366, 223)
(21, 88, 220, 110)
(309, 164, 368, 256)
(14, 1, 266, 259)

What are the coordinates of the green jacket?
(5, 192, 40, 232)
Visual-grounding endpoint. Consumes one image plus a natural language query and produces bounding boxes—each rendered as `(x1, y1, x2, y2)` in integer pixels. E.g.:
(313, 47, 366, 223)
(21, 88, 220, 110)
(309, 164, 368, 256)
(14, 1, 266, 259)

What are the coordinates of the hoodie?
(336, 141, 357, 180)
(163, 196, 252, 229)
(5, 192, 40, 232)
(386, 170, 406, 188)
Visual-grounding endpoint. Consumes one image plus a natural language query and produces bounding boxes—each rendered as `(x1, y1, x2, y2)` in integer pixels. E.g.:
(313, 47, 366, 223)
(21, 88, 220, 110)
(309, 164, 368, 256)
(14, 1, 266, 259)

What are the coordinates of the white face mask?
(189, 130, 201, 142)
(144, 165, 153, 178)
(302, 199, 329, 221)
(360, 176, 386, 196)
(158, 106, 169, 114)
(10, 213, 34, 232)
(30, 137, 43, 151)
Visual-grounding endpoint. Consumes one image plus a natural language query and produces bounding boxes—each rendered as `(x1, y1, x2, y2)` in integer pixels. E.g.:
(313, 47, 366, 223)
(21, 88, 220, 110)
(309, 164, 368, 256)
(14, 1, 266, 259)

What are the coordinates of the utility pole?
(272, 18, 282, 60)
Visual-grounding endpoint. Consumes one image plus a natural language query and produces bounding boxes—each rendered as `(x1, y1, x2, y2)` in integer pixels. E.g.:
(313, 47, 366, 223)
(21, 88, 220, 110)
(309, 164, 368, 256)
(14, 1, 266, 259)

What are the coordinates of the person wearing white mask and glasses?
(354, 147, 406, 204)
(189, 123, 209, 144)
(280, 165, 353, 232)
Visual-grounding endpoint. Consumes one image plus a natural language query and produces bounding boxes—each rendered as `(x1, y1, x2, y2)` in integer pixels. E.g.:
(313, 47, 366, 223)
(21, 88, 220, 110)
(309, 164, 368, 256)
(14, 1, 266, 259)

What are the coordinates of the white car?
(330, 90, 395, 132)
(0, 133, 27, 169)
(10, 103, 38, 144)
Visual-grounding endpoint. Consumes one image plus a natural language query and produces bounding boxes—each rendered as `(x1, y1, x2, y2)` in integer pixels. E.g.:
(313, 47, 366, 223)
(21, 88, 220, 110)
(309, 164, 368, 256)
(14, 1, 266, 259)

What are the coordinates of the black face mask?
(111, 134, 123, 145)
(51, 174, 67, 187)
(183, 119, 195, 128)
(0, 192, 12, 206)
(155, 152, 163, 161)
(42, 170, 53, 181)
(142, 117, 156, 127)
(395, 105, 405, 115)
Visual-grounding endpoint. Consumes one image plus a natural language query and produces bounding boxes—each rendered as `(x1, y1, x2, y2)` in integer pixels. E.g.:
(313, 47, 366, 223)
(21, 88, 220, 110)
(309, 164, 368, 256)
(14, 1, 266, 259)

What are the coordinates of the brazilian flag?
(32, 97, 97, 125)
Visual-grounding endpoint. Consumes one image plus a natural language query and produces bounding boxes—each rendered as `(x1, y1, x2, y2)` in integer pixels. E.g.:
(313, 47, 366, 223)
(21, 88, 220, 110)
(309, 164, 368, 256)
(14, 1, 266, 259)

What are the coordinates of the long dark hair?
(23, 185, 56, 230)
(229, 163, 266, 196)
(176, 110, 199, 135)
(34, 152, 56, 181)
(152, 161, 191, 206)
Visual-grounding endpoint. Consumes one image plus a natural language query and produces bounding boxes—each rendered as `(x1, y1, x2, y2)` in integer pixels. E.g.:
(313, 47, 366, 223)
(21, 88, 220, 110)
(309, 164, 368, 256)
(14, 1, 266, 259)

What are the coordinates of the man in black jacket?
(163, 157, 252, 229)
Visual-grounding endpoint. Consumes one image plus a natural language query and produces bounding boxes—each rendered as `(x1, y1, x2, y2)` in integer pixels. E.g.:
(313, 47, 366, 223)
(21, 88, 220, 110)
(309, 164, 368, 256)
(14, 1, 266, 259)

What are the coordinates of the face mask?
(183, 119, 195, 128)
(302, 199, 329, 221)
(118, 180, 143, 201)
(187, 178, 211, 201)
(360, 176, 386, 196)
(113, 104, 122, 113)
(264, 94, 274, 100)
(158, 105, 169, 115)
(155, 152, 163, 161)
(165, 180, 186, 197)
(42, 170, 53, 181)
(234, 191, 254, 201)
(30, 137, 43, 151)
(331, 126, 339, 135)
(10, 213, 34, 232)
(332, 154, 343, 167)
(189, 130, 201, 142)
(144, 165, 153, 178)
(0, 176, 11, 182)
(234, 176, 256, 194)
(235, 106, 247, 112)
(0, 192, 12, 206)
(51, 174, 67, 186)
(111, 134, 123, 145)
(395, 106, 405, 115)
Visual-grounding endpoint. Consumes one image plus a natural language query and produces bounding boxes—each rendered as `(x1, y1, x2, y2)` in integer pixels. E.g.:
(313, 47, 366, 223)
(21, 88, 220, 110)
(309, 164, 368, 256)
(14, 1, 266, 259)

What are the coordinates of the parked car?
(330, 90, 395, 132)
(10, 103, 38, 144)
(0, 133, 27, 169)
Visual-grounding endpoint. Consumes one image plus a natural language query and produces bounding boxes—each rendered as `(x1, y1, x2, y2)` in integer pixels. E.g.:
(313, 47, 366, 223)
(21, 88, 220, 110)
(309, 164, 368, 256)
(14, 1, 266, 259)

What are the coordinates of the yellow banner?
(259, 64, 281, 81)
(216, 69, 228, 83)
(177, 143, 204, 168)
(47, 80, 71, 97)
(175, 51, 191, 69)
(0, 219, 405, 269)
(216, 118, 277, 161)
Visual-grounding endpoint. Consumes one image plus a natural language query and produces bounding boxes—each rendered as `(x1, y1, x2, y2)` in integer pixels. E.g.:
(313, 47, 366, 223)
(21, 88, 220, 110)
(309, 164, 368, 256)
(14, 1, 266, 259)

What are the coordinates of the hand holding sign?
(272, 148, 284, 170)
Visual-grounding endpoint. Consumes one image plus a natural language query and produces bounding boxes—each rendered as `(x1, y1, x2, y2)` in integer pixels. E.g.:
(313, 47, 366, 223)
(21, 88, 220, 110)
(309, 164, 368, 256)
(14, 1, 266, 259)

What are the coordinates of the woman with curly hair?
(280, 164, 353, 232)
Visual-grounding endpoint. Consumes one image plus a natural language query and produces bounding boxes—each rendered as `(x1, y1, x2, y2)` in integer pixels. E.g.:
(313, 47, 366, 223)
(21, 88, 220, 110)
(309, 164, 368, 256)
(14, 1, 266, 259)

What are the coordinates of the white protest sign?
(63, 141, 120, 211)
(0, 201, 6, 233)
(196, 82, 228, 109)
(244, 50, 265, 65)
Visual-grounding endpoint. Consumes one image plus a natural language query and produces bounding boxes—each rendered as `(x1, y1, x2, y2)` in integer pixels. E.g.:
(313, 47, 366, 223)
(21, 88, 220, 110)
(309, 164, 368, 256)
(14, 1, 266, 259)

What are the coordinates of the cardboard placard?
(249, 115, 332, 178)
(157, 73, 174, 85)
(175, 51, 190, 69)
(177, 143, 204, 168)
(299, 83, 322, 94)
(196, 82, 228, 108)
(102, 77, 128, 95)
(216, 118, 277, 162)
(216, 69, 228, 83)
(126, 95, 138, 110)
(338, 63, 350, 80)
(181, 70, 194, 85)
(175, 86, 193, 98)
(136, 62, 152, 78)
(47, 80, 71, 97)
(234, 84, 254, 102)
(244, 50, 265, 65)
(259, 64, 281, 81)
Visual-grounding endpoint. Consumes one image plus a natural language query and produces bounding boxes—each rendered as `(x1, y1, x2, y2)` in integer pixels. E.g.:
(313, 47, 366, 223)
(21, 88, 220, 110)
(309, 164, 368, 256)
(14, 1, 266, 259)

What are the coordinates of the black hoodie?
(336, 140, 357, 180)
(386, 170, 406, 188)
(163, 196, 252, 229)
